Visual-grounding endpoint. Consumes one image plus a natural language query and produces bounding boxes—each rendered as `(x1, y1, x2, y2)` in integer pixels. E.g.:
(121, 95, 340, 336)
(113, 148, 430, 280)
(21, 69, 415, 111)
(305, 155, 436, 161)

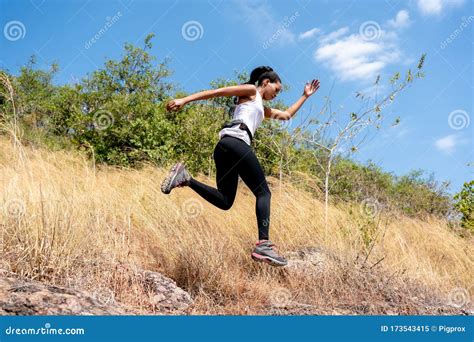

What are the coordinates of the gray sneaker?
(161, 162, 191, 194)
(251, 240, 287, 266)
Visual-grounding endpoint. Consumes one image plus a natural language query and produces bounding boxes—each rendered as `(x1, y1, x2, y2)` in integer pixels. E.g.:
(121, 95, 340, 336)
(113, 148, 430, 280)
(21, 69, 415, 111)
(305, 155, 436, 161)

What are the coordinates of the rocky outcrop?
(286, 246, 336, 277)
(0, 273, 134, 315)
(0, 268, 193, 315)
(142, 270, 193, 311)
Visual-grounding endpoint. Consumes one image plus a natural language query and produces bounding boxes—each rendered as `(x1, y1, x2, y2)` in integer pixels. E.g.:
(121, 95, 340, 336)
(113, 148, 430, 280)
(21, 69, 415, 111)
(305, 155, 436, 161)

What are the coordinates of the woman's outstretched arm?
(166, 84, 256, 112)
(264, 79, 320, 120)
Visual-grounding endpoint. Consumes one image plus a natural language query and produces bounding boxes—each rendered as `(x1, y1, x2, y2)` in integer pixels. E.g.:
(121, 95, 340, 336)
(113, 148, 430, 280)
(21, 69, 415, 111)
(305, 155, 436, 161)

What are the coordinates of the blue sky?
(1, 0, 473, 193)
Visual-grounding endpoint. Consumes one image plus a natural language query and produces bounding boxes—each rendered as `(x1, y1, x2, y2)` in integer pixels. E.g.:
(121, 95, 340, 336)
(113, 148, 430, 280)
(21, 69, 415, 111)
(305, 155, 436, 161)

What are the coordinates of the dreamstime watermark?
(263, 11, 299, 49)
(266, 110, 294, 140)
(120, 0, 135, 8)
(180, 198, 203, 219)
(181, 20, 204, 41)
(268, 286, 318, 313)
(150, 293, 166, 307)
(29, 0, 46, 11)
(3, 20, 26, 41)
(4, 199, 26, 218)
(448, 287, 470, 308)
(440, 16, 474, 50)
(296, 0, 312, 7)
(0, 260, 12, 273)
(4, 323, 85, 336)
(359, 21, 381, 41)
(92, 288, 116, 307)
(278, 116, 293, 131)
(360, 198, 381, 218)
(448, 109, 470, 130)
(93, 109, 114, 130)
(269, 287, 292, 308)
(84, 12, 123, 49)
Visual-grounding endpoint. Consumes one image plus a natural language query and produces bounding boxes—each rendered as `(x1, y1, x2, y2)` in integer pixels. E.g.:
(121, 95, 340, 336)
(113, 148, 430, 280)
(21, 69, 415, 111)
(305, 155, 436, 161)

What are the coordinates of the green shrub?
(454, 181, 474, 232)
(0, 36, 459, 222)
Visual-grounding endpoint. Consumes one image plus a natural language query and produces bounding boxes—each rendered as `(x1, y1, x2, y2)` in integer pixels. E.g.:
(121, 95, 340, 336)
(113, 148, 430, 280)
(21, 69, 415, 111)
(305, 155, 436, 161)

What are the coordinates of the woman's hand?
(166, 98, 187, 112)
(303, 79, 320, 98)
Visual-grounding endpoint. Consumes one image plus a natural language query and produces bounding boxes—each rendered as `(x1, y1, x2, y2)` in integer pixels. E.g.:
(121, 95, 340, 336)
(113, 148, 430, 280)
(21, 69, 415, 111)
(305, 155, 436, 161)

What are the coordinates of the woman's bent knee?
(255, 186, 271, 199)
(218, 199, 234, 211)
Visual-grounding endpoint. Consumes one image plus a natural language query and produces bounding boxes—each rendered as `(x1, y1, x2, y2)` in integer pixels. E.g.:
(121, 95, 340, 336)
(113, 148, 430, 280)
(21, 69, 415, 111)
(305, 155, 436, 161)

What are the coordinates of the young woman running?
(161, 66, 320, 266)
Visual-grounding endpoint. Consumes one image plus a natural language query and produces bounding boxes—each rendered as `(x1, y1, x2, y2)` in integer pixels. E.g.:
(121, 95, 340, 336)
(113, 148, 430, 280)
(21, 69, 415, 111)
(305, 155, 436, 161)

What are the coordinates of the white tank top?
(218, 88, 264, 145)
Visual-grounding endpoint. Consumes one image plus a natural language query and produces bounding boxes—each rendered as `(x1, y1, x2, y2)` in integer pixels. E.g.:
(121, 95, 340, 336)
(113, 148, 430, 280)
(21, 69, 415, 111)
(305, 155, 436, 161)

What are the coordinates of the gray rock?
(142, 270, 193, 311)
(286, 246, 334, 277)
(0, 274, 134, 315)
(0, 265, 193, 315)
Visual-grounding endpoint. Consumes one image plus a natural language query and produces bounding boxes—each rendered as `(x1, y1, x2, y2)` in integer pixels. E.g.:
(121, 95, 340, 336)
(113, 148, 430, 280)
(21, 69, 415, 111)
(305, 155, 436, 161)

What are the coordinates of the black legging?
(188, 135, 271, 240)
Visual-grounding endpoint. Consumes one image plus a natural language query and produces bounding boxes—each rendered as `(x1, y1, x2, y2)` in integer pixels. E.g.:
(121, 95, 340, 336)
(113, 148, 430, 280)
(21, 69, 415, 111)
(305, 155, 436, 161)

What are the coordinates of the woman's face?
(261, 79, 282, 101)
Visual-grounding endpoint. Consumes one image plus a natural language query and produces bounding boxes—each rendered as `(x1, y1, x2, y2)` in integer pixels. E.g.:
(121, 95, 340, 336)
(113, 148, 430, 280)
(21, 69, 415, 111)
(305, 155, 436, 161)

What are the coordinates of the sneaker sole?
(161, 163, 183, 194)
(251, 252, 287, 267)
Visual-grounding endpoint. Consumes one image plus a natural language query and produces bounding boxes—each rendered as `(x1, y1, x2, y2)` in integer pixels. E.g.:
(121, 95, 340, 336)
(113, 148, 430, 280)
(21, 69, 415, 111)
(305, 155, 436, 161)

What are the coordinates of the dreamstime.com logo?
(181, 20, 204, 41)
(448, 287, 471, 308)
(0, 259, 12, 273)
(262, 11, 299, 49)
(180, 198, 203, 219)
(3, 20, 26, 41)
(4, 322, 85, 336)
(84, 12, 123, 49)
(269, 287, 292, 308)
(92, 288, 116, 307)
(3, 198, 26, 218)
(93, 109, 114, 130)
(359, 21, 381, 41)
(448, 109, 470, 130)
(440, 16, 474, 50)
(269, 111, 293, 132)
(360, 198, 382, 218)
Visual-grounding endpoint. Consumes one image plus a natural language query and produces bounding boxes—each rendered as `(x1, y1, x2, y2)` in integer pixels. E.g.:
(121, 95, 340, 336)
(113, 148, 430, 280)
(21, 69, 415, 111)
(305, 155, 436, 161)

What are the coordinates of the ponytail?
(245, 66, 281, 85)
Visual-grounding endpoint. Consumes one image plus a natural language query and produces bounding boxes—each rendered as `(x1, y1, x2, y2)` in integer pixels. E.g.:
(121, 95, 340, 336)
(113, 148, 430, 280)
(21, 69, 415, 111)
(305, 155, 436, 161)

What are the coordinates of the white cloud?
(319, 27, 349, 44)
(298, 27, 320, 40)
(314, 28, 401, 82)
(435, 134, 457, 153)
(434, 133, 469, 153)
(312, 14, 415, 84)
(417, 0, 465, 16)
(387, 10, 411, 29)
(417, 0, 442, 15)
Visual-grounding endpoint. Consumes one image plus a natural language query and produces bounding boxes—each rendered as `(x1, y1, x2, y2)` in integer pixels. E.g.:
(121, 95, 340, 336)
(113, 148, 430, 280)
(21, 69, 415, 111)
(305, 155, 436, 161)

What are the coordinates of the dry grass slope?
(0, 137, 472, 314)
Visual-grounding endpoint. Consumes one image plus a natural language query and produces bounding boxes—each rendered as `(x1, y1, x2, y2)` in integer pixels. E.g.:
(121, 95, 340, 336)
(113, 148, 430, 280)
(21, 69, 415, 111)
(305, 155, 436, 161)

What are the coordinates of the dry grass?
(0, 137, 472, 315)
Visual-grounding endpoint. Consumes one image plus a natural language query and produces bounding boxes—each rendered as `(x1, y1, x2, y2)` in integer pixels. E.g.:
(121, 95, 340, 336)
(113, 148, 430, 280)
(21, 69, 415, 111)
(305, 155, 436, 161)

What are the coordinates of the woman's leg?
(222, 138, 271, 241)
(189, 136, 284, 265)
(237, 154, 271, 241)
(230, 142, 288, 266)
(189, 136, 272, 240)
(188, 138, 239, 210)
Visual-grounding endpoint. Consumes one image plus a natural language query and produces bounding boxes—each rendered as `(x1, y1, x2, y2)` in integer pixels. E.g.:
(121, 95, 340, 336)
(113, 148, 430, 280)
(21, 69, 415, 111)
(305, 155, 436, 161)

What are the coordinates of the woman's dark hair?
(245, 66, 281, 85)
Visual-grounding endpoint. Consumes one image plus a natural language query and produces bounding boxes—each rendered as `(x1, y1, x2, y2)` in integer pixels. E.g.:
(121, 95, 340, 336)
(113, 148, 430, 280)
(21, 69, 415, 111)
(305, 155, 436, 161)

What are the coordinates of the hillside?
(0, 137, 472, 315)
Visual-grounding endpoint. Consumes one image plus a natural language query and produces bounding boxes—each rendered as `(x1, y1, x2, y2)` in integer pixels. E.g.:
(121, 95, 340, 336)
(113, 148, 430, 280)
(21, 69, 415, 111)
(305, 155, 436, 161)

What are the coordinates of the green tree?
(13, 56, 58, 128)
(454, 180, 474, 232)
(69, 33, 174, 166)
